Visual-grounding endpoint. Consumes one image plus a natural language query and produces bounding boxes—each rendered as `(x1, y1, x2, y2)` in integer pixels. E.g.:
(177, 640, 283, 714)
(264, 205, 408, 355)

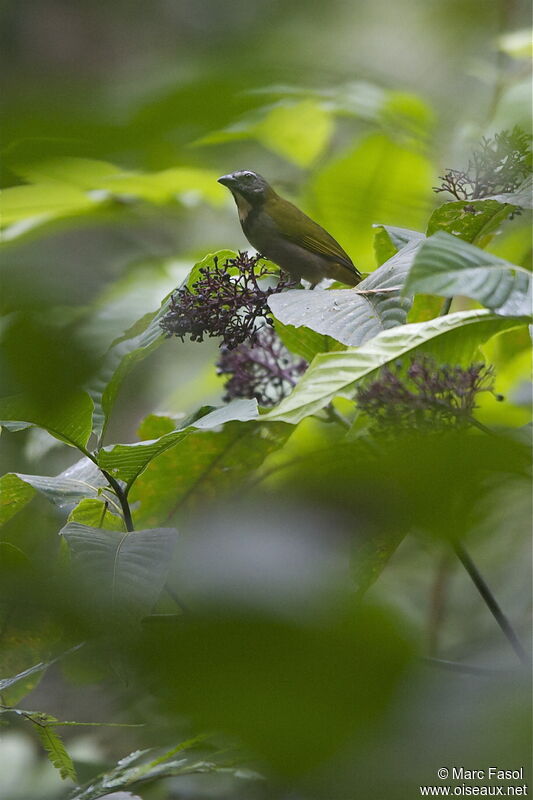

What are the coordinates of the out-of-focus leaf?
(499, 29, 533, 58)
(0, 645, 83, 694)
(426, 199, 516, 246)
(0, 473, 35, 526)
(268, 240, 421, 347)
(88, 250, 237, 441)
(263, 310, 530, 424)
(60, 523, 178, 620)
(197, 99, 333, 167)
(306, 133, 433, 268)
(0, 391, 94, 449)
(136, 604, 415, 775)
(487, 176, 533, 209)
(97, 399, 258, 486)
(11, 158, 226, 207)
(67, 499, 124, 531)
(0, 183, 101, 226)
(68, 742, 246, 800)
(32, 720, 77, 782)
(404, 231, 532, 316)
(131, 420, 290, 527)
(252, 100, 334, 167)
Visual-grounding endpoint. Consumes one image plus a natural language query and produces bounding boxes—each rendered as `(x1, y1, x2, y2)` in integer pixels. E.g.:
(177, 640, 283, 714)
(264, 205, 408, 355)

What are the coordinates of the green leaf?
(97, 399, 258, 487)
(11, 158, 226, 207)
(67, 499, 124, 531)
(33, 720, 77, 782)
(268, 239, 420, 347)
(0, 391, 94, 449)
(274, 319, 345, 361)
(0, 473, 35, 526)
(263, 310, 530, 424)
(131, 420, 290, 527)
(197, 99, 333, 167)
(60, 523, 178, 619)
(252, 100, 334, 167)
(404, 231, 532, 316)
(11, 457, 107, 512)
(0, 183, 100, 226)
(306, 133, 433, 269)
(426, 199, 516, 246)
(68, 742, 245, 800)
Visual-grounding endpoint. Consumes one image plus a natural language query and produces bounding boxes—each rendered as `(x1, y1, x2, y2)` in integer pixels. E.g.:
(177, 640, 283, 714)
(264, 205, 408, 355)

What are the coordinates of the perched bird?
(218, 170, 361, 287)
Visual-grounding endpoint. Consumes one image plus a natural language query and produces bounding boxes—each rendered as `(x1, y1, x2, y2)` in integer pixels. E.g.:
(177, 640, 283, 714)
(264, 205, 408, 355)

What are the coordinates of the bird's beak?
(217, 174, 236, 188)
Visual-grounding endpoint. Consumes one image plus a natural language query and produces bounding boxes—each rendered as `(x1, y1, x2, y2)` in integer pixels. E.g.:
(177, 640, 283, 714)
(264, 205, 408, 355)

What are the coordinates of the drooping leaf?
(5, 457, 108, 521)
(33, 719, 77, 782)
(0, 391, 94, 449)
(131, 420, 290, 528)
(0, 473, 36, 526)
(97, 399, 258, 487)
(404, 231, 532, 316)
(60, 523, 178, 619)
(268, 240, 421, 347)
(263, 310, 530, 424)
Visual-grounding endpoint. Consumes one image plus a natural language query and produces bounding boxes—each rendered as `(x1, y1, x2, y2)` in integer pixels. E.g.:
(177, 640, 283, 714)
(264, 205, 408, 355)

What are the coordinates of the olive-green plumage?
(218, 170, 361, 287)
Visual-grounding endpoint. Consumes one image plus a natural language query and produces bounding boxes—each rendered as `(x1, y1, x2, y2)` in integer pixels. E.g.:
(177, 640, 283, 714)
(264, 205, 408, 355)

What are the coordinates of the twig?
(422, 656, 519, 677)
(453, 540, 528, 667)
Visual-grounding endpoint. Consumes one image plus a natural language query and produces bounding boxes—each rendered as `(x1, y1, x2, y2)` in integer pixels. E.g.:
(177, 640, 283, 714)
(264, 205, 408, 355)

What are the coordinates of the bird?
(217, 170, 361, 287)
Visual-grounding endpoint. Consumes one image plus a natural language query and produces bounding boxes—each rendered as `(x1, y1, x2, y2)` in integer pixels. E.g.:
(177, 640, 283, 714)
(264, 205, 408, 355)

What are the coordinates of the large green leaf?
(0, 391, 94, 449)
(268, 240, 420, 347)
(97, 399, 259, 487)
(0, 182, 101, 226)
(263, 310, 530, 424)
(60, 523, 178, 619)
(426, 199, 516, 246)
(131, 419, 290, 527)
(306, 133, 433, 269)
(404, 231, 532, 316)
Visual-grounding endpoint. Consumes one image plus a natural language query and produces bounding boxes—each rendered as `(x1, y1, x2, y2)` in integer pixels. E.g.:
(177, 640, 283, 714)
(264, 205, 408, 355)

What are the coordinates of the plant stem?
(440, 297, 453, 315)
(101, 471, 134, 532)
(324, 403, 351, 430)
(80, 447, 135, 532)
(453, 539, 528, 667)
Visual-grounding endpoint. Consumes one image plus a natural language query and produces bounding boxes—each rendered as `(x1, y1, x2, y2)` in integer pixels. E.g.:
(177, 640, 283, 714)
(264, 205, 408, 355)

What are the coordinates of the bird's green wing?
(275, 197, 360, 276)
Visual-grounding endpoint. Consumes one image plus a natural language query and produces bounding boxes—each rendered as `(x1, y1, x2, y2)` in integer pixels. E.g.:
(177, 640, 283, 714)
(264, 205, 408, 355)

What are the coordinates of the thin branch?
(422, 656, 519, 677)
(453, 540, 528, 667)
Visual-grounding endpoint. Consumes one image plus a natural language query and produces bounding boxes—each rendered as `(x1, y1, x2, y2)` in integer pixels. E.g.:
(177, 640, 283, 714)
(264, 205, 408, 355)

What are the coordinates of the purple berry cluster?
(217, 326, 307, 407)
(355, 356, 500, 431)
(160, 251, 296, 350)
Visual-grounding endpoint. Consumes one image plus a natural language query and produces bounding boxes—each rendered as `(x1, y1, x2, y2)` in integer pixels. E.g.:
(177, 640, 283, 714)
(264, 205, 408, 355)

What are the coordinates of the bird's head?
(217, 170, 271, 205)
